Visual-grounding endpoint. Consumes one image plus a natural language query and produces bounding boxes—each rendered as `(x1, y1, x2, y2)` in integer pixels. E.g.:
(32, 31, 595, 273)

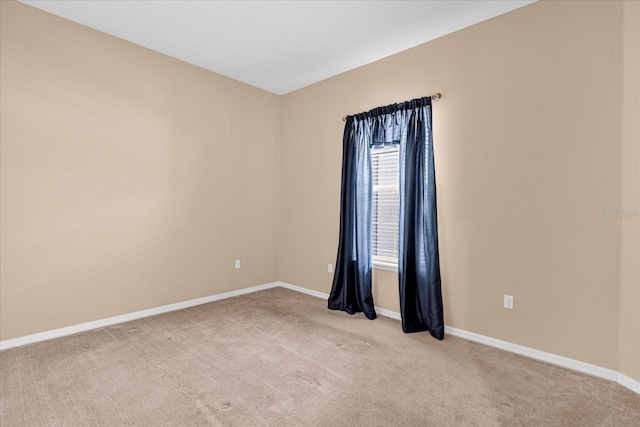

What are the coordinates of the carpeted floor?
(1, 287, 638, 426)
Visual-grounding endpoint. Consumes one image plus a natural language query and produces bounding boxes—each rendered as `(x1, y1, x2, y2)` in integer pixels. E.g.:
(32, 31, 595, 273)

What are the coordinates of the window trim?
(373, 259, 398, 271)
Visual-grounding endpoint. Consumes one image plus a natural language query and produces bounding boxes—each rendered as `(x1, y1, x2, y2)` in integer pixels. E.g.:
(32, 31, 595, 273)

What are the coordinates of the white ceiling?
(20, 0, 536, 95)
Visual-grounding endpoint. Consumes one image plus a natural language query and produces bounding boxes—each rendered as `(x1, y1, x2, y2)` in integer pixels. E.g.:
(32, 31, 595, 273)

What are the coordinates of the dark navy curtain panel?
(328, 96, 444, 340)
(327, 118, 376, 319)
(398, 98, 444, 339)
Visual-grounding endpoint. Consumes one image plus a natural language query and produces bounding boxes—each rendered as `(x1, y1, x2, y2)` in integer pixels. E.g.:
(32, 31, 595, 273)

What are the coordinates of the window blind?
(371, 145, 399, 264)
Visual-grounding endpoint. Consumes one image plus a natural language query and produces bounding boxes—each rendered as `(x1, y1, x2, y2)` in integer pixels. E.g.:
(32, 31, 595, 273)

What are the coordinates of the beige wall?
(618, 0, 640, 382)
(0, 1, 281, 340)
(1, 0, 637, 383)
(279, 0, 639, 378)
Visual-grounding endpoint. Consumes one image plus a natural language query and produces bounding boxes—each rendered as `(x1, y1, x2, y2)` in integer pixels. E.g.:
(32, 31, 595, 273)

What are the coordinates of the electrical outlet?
(235, 260, 240, 269)
(328, 263, 333, 273)
(504, 295, 514, 309)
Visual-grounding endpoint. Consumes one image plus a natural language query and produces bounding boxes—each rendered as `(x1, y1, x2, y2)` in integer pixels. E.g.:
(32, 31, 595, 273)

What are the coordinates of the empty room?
(1, 0, 638, 425)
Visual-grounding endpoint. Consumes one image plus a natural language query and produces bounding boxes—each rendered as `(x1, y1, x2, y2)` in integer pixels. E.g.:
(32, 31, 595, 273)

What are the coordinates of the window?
(371, 145, 399, 269)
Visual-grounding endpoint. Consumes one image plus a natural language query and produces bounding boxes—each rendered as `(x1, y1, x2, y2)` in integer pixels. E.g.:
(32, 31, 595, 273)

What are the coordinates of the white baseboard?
(276, 281, 639, 395)
(443, 325, 619, 380)
(376, 307, 402, 320)
(2, 280, 638, 395)
(0, 282, 281, 351)
(278, 281, 329, 300)
(618, 372, 640, 394)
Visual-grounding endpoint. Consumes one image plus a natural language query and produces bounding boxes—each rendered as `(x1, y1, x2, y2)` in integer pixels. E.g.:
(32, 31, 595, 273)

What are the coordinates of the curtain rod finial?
(342, 116, 347, 122)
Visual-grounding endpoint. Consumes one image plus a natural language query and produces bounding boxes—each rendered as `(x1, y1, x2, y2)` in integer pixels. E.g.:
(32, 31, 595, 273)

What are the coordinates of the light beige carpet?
(1, 287, 638, 426)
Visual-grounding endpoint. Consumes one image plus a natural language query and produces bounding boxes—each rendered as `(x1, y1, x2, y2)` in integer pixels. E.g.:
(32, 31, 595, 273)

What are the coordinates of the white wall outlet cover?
(235, 260, 240, 269)
(504, 295, 514, 309)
